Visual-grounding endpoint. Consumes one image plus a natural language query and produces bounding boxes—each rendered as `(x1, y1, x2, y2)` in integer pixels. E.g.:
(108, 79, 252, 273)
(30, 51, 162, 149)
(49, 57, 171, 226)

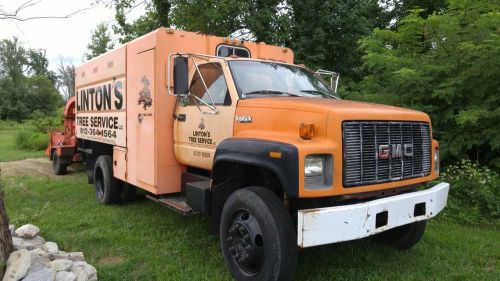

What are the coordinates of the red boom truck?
(47, 28, 449, 281)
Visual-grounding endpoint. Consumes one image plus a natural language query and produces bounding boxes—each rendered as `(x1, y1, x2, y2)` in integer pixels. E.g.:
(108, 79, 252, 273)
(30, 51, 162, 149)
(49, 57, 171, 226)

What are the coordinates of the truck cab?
(54, 28, 449, 281)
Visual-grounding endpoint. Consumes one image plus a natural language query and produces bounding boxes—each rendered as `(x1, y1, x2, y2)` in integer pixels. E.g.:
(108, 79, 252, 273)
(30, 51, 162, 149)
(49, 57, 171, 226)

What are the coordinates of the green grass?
(2, 173, 498, 281)
(0, 129, 45, 161)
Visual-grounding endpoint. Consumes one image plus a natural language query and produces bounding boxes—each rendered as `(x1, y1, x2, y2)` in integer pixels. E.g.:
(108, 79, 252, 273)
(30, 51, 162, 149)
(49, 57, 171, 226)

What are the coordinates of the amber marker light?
(300, 123, 314, 140)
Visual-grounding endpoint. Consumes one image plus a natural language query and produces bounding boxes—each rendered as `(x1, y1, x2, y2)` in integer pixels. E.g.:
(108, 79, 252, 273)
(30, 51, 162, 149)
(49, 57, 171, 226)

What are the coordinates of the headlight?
(434, 148, 440, 175)
(305, 155, 324, 176)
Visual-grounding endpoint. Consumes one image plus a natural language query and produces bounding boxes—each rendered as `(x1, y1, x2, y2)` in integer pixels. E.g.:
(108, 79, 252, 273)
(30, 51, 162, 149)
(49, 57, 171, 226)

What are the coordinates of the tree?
(85, 23, 115, 60)
(27, 49, 57, 85)
(0, 38, 63, 121)
(289, 0, 390, 81)
(0, 176, 14, 279)
(390, 0, 448, 21)
(171, 0, 290, 44)
(56, 57, 76, 101)
(343, 0, 500, 169)
(0, 37, 27, 83)
(100, 0, 172, 43)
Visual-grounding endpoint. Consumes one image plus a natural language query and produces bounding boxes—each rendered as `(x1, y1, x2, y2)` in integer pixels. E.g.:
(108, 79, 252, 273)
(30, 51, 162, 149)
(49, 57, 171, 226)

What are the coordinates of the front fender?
(213, 138, 299, 198)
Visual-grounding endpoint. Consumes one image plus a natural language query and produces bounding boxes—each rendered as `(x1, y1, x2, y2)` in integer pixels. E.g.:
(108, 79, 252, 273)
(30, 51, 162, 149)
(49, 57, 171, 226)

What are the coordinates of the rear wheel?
(52, 150, 67, 175)
(220, 186, 297, 281)
(374, 221, 427, 250)
(94, 155, 121, 204)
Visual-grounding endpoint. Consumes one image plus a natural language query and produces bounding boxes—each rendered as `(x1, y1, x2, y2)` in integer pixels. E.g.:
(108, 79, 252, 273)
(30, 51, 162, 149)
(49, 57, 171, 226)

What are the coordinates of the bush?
(15, 130, 48, 151)
(0, 119, 20, 130)
(24, 108, 64, 133)
(440, 160, 500, 225)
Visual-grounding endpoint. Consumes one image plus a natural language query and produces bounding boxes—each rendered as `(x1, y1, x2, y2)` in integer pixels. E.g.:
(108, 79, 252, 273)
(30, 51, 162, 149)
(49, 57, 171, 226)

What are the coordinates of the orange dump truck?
(49, 28, 449, 280)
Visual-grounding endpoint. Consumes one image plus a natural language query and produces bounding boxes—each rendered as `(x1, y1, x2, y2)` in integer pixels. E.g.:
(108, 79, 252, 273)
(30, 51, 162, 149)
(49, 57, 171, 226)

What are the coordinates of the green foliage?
(85, 23, 115, 60)
(15, 130, 48, 151)
(0, 129, 45, 161)
(0, 120, 20, 130)
(0, 38, 64, 121)
(27, 49, 57, 85)
(390, 0, 449, 20)
(109, 0, 172, 43)
(171, 0, 290, 44)
(290, 0, 389, 80)
(440, 160, 500, 225)
(0, 37, 27, 83)
(24, 108, 64, 133)
(343, 0, 500, 169)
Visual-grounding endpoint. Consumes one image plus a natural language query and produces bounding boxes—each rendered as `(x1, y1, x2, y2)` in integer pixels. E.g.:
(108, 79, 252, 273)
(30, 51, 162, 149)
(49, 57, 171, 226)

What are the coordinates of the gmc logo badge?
(378, 144, 413, 159)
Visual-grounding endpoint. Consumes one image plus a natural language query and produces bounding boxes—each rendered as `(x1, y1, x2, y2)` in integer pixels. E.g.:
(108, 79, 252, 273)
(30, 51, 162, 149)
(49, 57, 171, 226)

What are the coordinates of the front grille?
(343, 121, 431, 187)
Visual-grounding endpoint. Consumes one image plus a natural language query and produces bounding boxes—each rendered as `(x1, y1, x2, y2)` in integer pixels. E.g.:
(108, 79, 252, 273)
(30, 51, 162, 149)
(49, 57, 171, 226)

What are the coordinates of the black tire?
(119, 183, 137, 203)
(52, 150, 67, 175)
(93, 155, 121, 205)
(220, 186, 297, 281)
(374, 221, 427, 250)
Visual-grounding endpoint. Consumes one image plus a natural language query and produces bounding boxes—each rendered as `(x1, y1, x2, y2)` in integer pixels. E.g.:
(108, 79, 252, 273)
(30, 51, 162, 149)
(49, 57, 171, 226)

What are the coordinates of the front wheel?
(374, 220, 427, 250)
(220, 186, 297, 281)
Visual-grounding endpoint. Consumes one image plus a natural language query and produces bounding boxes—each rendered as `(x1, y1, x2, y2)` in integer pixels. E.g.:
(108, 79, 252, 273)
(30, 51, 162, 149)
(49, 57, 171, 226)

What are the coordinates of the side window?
(216, 45, 250, 58)
(189, 63, 230, 106)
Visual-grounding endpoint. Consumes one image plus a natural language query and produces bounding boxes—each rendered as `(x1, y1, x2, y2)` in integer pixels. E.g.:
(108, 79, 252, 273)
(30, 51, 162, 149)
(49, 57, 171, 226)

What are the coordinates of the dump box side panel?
(75, 47, 127, 147)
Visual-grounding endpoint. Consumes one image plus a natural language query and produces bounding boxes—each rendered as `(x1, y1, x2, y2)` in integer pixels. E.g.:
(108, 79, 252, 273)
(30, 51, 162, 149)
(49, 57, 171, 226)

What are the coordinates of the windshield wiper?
(243, 90, 302, 98)
(300, 89, 339, 99)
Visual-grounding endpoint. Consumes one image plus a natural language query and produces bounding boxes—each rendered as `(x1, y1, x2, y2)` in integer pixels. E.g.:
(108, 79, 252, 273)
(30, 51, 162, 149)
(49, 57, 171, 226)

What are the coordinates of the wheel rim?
(95, 169, 104, 199)
(226, 210, 264, 276)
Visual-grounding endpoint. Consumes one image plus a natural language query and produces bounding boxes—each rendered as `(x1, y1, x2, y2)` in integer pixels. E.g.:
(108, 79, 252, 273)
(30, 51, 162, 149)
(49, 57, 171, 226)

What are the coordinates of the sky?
(0, 0, 144, 70)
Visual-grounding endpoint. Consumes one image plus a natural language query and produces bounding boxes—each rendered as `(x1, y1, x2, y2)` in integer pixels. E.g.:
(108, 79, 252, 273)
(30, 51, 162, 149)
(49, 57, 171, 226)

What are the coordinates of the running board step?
(145, 194, 196, 216)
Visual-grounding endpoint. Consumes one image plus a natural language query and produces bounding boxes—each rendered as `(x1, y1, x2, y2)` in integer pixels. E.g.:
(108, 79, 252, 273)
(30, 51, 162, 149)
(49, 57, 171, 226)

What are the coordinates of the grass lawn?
(0, 129, 45, 161)
(2, 172, 498, 281)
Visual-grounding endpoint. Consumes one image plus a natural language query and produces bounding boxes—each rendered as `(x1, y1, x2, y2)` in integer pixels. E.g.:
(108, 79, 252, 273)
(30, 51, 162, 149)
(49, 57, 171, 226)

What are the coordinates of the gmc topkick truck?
(46, 28, 449, 281)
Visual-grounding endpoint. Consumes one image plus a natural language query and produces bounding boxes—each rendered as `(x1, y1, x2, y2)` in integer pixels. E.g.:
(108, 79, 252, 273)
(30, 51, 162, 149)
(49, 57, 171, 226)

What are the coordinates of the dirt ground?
(0, 158, 81, 177)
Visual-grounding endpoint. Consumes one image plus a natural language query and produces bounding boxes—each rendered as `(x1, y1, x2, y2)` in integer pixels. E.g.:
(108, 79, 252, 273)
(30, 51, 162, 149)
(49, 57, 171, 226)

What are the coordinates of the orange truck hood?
(237, 97, 430, 122)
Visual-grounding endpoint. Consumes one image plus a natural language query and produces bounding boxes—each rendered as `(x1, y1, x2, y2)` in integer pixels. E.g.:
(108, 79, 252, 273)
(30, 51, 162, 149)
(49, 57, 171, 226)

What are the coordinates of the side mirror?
(174, 56, 189, 96)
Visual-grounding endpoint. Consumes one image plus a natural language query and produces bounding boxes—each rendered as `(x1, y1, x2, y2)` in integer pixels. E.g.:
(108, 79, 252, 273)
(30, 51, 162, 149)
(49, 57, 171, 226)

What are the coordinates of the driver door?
(173, 62, 236, 170)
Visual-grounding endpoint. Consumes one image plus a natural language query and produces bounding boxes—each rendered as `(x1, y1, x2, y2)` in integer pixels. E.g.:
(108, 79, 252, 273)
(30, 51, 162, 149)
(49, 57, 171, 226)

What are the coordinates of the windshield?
(228, 60, 339, 99)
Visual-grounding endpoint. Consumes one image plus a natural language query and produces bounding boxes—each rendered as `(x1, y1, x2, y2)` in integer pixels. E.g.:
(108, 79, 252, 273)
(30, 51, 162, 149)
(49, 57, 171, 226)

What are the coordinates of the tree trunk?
(0, 170, 14, 278)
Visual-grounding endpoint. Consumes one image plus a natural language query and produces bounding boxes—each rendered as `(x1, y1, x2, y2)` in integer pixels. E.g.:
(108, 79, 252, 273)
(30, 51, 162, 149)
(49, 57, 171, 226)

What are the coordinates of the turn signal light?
(300, 123, 314, 140)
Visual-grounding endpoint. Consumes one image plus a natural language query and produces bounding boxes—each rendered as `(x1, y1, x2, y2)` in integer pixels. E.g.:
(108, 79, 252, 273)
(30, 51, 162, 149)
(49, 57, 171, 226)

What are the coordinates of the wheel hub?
(226, 211, 264, 275)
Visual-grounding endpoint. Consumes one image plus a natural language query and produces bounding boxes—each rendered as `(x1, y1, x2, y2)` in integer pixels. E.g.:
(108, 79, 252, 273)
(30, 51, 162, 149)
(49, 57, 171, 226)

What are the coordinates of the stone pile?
(3, 224, 97, 281)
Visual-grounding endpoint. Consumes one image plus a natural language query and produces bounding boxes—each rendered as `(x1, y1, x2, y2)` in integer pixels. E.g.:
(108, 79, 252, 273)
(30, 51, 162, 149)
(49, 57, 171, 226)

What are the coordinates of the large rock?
(49, 259, 73, 272)
(26, 252, 49, 276)
(31, 248, 47, 256)
(71, 261, 97, 281)
(23, 268, 56, 281)
(15, 224, 40, 239)
(2, 249, 32, 281)
(13, 236, 45, 250)
(43, 242, 59, 254)
(68, 252, 84, 262)
(55, 271, 77, 281)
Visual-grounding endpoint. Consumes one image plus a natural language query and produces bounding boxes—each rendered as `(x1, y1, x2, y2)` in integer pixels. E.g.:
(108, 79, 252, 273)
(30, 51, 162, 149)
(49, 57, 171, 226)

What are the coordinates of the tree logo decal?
(138, 75, 152, 110)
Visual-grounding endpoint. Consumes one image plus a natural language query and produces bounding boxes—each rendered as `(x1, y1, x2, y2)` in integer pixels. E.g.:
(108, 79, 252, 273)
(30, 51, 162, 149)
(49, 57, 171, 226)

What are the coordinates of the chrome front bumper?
(297, 182, 449, 248)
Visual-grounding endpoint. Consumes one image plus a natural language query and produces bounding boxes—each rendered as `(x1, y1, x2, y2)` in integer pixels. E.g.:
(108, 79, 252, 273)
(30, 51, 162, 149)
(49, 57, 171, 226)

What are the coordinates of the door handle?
(176, 114, 186, 121)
